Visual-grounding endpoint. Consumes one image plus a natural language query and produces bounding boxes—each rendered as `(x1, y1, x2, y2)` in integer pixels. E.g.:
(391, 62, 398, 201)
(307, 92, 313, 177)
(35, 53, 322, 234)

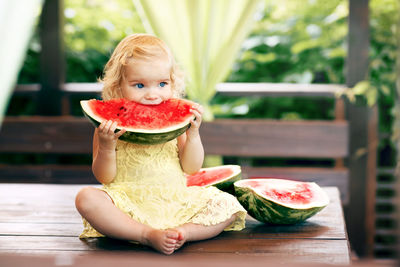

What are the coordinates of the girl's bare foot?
(142, 228, 180, 255)
(173, 227, 187, 251)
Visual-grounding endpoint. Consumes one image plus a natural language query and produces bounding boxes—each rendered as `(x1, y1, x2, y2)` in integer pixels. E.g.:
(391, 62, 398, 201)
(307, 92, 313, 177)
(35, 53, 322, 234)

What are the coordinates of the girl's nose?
(145, 95, 157, 100)
(145, 89, 158, 100)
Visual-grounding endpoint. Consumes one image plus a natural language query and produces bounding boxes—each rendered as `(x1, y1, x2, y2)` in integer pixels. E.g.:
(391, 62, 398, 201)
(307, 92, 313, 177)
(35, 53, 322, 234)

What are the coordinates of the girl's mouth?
(140, 100, 163, 105)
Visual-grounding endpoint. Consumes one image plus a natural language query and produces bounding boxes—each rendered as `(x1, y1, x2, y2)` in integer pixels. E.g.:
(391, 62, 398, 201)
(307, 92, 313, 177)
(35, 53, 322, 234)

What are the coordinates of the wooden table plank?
(0, 216, 343, 240)
(0, 184, 83, 224)
(0, 251, 352, 267)
(0, 222, 82, 236)
(0, 236, 350, 265)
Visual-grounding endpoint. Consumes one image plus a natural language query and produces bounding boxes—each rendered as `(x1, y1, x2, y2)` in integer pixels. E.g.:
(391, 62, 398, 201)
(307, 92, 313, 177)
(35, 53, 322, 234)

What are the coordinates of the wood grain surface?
(0, 184, 350, 265)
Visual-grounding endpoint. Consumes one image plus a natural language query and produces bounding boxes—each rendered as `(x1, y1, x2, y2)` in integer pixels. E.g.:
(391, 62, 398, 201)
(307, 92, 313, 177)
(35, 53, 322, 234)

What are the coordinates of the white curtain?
(0, 0, 43, 127)
(133, 0, 261, 120)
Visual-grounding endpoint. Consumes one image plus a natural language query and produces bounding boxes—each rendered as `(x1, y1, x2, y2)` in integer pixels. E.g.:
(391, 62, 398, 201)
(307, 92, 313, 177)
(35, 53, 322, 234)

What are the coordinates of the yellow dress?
(80, 139, 246, 237)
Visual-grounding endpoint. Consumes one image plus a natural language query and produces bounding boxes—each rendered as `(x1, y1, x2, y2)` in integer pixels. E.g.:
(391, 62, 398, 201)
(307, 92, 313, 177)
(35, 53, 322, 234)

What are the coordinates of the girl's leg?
(172, 193, 244, 250)
(173, 213, 238, 250)
(75, 186, 180, 254)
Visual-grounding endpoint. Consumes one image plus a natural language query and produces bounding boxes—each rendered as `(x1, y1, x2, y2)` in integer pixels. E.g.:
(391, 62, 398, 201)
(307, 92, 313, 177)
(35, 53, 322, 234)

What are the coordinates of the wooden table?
(0, 184, 351, 265)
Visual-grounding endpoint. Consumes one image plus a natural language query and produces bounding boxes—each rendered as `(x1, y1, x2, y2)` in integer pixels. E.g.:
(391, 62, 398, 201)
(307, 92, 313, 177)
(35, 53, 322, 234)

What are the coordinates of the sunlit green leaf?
(254, 52, 277, 63)
(366, 87, 378, 106)
(291, 39, 320, 54)
(352, 81, 371, 95)
(327, 47, 346, 58)
(380, 84, 391, 96)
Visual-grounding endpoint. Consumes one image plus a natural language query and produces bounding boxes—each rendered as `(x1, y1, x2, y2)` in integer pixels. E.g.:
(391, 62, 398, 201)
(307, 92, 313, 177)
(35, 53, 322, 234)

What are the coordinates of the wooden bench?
(0, 82, 376, 256)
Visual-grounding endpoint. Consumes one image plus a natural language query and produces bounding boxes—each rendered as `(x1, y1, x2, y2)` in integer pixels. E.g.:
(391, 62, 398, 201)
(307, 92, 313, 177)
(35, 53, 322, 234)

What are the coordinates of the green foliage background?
(212, 0, 347, 121)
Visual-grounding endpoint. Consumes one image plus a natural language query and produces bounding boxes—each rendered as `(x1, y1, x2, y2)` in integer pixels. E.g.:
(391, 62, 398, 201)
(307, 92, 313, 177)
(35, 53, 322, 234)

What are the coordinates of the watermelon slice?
(81, 98, 195, 145)
(234, 178, 329, 224)
(186, 165, 241, 194)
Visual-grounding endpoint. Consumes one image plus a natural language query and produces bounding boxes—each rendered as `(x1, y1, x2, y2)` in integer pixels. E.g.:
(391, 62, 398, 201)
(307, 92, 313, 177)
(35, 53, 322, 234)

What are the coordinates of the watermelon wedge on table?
(80, 98, 194, 145)
(186, 165, 242, 194)
(234, 178, 329, 224)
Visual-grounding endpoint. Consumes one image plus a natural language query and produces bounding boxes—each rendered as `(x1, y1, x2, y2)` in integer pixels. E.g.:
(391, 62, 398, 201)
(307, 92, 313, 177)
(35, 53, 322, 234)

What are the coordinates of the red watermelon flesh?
(238, 179, 325, 207)
(186, 167, 234, 187)
(185, 165, 241, 194)
(265, 183, 313, 205)
(88, 98, 193, 130)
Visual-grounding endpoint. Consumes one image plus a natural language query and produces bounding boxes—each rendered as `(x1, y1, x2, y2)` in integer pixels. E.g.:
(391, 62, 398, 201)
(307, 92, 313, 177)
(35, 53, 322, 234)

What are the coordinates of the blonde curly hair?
(100, 34, 185, 100)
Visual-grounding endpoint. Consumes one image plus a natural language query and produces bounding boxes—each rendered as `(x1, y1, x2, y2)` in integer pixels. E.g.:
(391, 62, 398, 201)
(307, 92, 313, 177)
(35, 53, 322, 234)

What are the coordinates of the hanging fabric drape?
(0, 0, 43, 127)
(133, 0, 260, 120)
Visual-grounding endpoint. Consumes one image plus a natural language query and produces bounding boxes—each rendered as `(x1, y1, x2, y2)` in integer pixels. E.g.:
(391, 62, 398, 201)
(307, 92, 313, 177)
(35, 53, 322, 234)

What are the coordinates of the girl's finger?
(98, 120, 107, 131)
(191, 109, 199, 118)
(191, 104, 204, 114)
(109, 121, 118, 135)
(190, 118, 200, 128)
(197, 104, 204, 114)
(99, 121, 108, 133)
(191, 110, 202, 123)
(115, 128, 127, 138)
(103, 120, 113, 134)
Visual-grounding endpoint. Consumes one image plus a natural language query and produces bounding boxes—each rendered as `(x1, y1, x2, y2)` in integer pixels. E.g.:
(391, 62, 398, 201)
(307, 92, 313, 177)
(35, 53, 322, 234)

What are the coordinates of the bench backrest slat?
(0, 117, 348, 159)
(201, 119, 348, 158)
(0, 117, 93, 154)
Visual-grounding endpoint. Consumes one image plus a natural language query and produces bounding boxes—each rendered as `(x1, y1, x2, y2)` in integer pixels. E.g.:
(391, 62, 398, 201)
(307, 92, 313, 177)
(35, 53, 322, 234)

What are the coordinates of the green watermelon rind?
(234, 181, 328, 224)
(81, 100, 193, 145)
(209, 165, 242, 194)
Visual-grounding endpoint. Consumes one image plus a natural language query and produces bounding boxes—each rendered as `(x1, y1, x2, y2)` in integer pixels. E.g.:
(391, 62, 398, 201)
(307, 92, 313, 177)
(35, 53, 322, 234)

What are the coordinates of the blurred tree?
(18, 0, 145, 84)
(394, 1, 400, 176)
(213, 0, 346, 120)
(229, 0, 347, 84)
(64, 0, 145, 82)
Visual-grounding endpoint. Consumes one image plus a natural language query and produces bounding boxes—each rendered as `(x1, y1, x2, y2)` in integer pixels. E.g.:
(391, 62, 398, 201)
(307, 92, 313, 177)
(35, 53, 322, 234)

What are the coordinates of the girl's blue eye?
(159, 82, 166, 87)
(135, 83, 144, 89)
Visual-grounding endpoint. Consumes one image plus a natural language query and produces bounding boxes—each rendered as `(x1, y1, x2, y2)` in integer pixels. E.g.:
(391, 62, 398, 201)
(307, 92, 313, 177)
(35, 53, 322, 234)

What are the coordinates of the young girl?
(75, 33, 247, 255)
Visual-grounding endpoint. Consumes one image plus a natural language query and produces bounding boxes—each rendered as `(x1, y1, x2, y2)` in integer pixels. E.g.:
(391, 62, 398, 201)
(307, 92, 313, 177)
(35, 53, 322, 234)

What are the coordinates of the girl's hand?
(187, 103, 204, 140)
(178, 103, 205, 173)
(97, 120, 126, 151)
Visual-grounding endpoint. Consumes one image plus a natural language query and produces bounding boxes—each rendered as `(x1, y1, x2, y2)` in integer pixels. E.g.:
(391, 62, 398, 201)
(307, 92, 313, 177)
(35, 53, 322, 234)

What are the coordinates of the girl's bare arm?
(92, 121, 126, 184)
(178, 104, 204, 174)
